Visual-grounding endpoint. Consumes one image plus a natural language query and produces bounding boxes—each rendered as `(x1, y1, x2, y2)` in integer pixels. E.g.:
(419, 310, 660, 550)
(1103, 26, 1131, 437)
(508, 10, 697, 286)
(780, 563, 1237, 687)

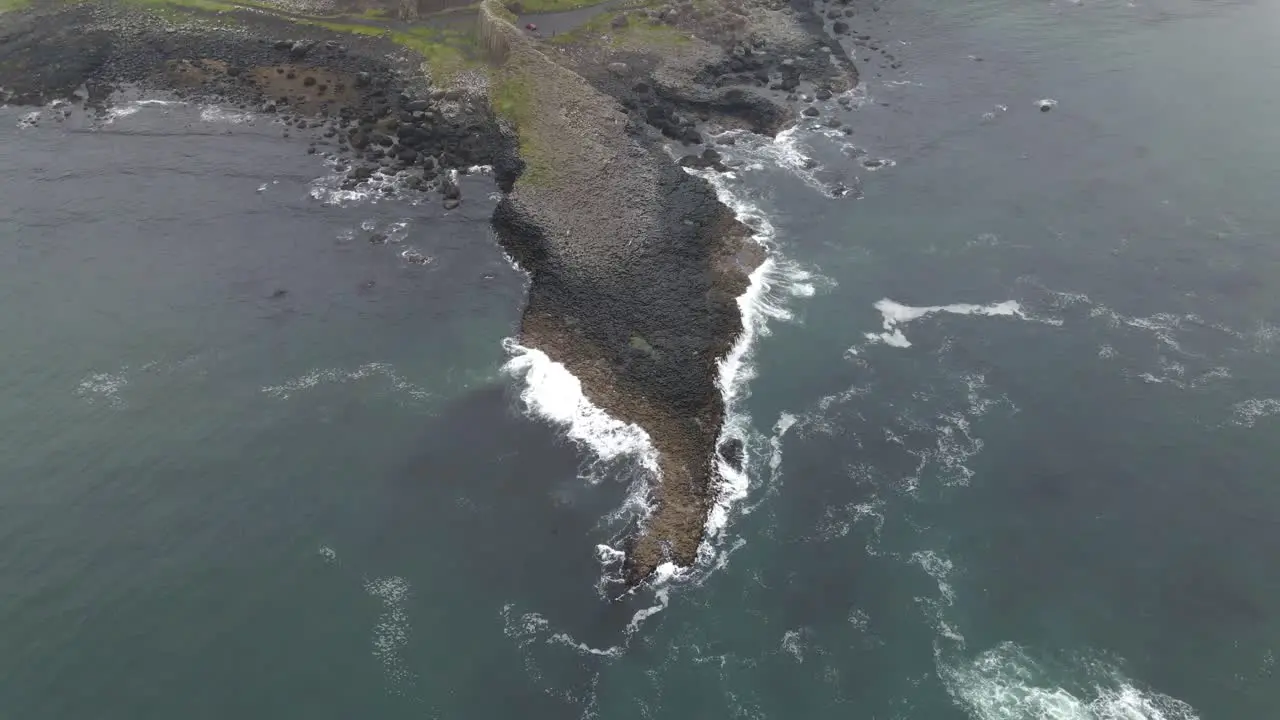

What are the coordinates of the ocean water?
(3, 0, 1280, 718)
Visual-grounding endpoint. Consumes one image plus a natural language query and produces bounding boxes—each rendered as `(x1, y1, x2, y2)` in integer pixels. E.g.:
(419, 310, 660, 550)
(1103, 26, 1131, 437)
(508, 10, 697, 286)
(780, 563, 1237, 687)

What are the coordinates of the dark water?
(3, 0, 1280, 718)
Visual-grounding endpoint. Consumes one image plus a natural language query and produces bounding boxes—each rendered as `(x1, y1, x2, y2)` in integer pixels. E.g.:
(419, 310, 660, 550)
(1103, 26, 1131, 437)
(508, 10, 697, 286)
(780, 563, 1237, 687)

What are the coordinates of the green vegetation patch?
(300, 18, 385, 35)
(391, 26, 482, 82)
(0, 0, 32, 14)
(547, 8, 689, 49)
(117, 0, 255, 26)
(489, 67, 555, 186)
(630, 334, 657, 356)
(507, 0, 605, 12)
(121, 0, 273, 13)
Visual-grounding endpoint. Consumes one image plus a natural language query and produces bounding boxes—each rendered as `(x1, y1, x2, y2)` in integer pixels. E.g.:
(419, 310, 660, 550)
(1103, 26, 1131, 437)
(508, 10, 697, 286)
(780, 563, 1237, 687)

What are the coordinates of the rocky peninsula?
(0, 0, 857, 586)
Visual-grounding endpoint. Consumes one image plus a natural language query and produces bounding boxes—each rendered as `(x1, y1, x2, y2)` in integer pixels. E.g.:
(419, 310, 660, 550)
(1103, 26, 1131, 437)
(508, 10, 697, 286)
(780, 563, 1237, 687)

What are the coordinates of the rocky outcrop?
(479, 0, 858, 584)
(480, 0, 765, 583)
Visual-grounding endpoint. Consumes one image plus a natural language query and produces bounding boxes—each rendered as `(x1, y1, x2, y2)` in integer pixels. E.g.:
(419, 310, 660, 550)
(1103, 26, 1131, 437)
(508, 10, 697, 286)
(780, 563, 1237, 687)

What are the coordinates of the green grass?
(490, 67, 555, 186)
(391, 26, 480, 81)
(300, 18, 385, 35)
(120, 0, 276, 14)
(547, 9, 689, 49)
(506, 0, 605, 12)
(119, 0, 483, 81)
(117, 0, 257, 26)
(0, 0, 32, 14)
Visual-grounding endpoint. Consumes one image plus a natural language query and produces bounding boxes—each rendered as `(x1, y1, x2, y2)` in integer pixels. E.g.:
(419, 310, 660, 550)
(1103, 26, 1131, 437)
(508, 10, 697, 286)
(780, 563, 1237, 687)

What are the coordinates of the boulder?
(289, 40, 316, 59)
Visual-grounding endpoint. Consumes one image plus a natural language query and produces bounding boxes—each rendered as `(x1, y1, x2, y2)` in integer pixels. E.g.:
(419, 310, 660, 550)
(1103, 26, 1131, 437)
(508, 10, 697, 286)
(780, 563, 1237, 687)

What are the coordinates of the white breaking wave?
(501, 339, 660, 476)
(102, 99, 185, 123)
(908, 549, 1202, 720)
(707, 125, 870, 197)
(942, 642, 1200, 720)
(689, 167, 826, 567)
(863, 298, 1028, 349)
(309, 159, 427, 207)
(199, 105, 255, 124)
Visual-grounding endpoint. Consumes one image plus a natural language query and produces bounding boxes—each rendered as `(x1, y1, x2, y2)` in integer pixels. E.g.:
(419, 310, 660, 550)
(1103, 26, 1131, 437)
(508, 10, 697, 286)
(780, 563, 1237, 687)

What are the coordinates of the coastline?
(0, 0, 856, 586)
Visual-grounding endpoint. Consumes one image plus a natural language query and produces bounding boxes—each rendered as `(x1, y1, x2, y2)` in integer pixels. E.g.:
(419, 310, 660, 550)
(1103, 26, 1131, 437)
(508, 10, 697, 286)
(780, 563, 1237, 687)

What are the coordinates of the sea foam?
(863, 298, 1027, 349)
(502, 339, 659, 476)
(942, 642, 1200, 720)
(689, 167, 825, 566)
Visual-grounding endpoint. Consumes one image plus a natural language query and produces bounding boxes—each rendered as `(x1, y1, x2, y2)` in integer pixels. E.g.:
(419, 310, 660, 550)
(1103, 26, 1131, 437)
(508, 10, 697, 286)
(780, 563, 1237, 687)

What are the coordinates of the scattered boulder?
(718, 438, 744, 472)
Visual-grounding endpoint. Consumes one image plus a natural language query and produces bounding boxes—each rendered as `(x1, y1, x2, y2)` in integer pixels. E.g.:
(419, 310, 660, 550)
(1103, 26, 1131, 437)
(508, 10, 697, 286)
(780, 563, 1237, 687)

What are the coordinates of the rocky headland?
(0, 0, 858, 587)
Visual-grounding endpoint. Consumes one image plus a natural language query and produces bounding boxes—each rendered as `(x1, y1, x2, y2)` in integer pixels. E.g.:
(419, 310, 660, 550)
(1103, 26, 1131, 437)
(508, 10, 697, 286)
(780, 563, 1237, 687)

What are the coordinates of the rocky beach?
(1, 0, 857, 585)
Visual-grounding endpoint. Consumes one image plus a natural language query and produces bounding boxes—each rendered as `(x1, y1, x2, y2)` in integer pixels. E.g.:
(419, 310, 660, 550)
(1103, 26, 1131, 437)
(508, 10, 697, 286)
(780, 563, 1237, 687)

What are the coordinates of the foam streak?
(865, 298, 1026, 349)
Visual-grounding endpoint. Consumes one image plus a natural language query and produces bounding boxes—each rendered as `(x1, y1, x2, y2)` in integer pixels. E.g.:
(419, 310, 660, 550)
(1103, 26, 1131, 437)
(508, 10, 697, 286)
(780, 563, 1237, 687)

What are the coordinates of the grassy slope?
(111, 0, 483, 81)
(508, 0, 603, 13)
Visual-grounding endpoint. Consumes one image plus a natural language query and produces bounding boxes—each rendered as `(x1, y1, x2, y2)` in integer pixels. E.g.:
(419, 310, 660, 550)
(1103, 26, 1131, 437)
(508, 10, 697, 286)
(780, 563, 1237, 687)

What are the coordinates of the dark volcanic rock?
(0, 9, 113, 104)
(289, 40, 316, 59)
(718, 438, 744, 472)
(492, 138, 766, 586)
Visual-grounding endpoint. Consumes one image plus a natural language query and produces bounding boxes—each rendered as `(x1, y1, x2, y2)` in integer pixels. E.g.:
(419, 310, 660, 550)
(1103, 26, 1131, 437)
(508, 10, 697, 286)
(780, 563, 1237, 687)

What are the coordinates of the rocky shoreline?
(1, 0, 857, 587)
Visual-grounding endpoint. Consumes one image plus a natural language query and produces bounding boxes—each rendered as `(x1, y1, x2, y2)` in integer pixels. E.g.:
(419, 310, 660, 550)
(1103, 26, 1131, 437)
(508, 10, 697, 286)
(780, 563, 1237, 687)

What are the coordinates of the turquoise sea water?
(2, 0, 1279, 717)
